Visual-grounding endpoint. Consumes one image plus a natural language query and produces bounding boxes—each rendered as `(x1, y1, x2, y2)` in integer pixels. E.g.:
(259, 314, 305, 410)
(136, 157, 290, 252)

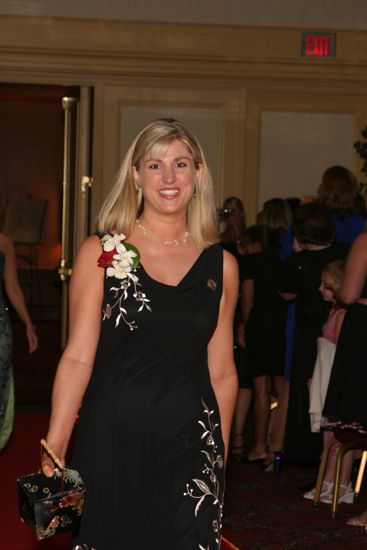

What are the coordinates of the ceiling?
(0, 0, 366, 30)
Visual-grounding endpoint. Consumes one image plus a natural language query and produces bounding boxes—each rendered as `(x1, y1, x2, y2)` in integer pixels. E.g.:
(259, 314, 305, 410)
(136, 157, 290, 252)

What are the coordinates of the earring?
(136, 186, 143, 204)
(193, 184, 197, 198)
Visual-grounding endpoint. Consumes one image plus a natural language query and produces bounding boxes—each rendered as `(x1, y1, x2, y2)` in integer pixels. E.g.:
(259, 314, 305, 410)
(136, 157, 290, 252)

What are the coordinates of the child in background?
(304, 260, 355, 504)
(279, 202, 347, 464)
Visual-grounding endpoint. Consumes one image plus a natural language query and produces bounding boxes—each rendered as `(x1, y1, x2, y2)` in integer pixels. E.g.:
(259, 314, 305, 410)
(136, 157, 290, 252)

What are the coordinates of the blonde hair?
(322, 259, 346, 287)
(98, 118, 219, 248)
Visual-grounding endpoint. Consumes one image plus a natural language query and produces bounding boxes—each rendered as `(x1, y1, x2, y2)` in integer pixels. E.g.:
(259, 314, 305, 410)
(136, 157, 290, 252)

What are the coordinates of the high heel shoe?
(239, 451, 267, 464)
(303, 481, 333, 501)
(320, 482, 354, 504)
(274, 451, 283, 475)
(260, 451, 283, 474)
(230, 433, 244, 456)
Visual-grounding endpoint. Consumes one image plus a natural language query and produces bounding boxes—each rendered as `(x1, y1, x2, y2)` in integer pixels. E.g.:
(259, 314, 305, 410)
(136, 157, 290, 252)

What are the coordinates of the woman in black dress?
(240, 225, 287, 466)
(279, 203, 347, 463)
(219, 197, 251, 456)
(42, 118, 238, 549)
(323, 232, 367, 526)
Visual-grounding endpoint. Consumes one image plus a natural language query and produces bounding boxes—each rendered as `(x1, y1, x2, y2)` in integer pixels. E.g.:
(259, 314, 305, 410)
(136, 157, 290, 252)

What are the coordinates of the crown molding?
(0, 15, 367, 84)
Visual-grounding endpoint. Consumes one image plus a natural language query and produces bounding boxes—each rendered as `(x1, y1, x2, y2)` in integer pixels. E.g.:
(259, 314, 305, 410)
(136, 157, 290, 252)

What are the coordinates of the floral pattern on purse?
(17, 439, 86, 540)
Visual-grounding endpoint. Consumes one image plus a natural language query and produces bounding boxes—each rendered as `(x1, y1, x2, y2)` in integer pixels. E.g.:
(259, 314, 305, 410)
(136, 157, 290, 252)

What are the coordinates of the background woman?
(317, 165, 366, 244)
(0, 233, 37, 450)
(279, 203, 346, 464)
(240, 224, 287, 467)
(219, 195, 247, 257)
(323, 231, 367, 525)
(256, 197, 294, 464)
(219, 196, 251, 456)
(42, 118, 238, 549)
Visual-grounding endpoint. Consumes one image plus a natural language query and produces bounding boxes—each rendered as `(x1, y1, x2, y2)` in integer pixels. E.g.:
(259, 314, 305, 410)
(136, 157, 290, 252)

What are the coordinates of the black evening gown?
(71, 242, 225, 550)
(280, 245, 347, 462)
(240, 252, 287, 379)
(323, 280, 367, 427)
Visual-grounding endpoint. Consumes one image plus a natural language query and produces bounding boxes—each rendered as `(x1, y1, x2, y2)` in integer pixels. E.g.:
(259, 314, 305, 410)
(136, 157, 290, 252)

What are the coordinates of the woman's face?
(319, 271, 335, 303)
(133, 139, 201, 217)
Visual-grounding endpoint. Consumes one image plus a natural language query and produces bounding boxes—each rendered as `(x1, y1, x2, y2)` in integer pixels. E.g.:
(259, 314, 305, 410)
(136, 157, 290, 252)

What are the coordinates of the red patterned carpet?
(223, 456, 367, 549)
(2, 412, 367, 549)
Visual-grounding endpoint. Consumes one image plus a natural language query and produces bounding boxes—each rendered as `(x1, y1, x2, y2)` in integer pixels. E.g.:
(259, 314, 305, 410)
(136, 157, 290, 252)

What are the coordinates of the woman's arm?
(42, 235, 104, 475)
(334, 233, 367, 304)
(1, 234, 37, 352)
(207, 250, 239, 466)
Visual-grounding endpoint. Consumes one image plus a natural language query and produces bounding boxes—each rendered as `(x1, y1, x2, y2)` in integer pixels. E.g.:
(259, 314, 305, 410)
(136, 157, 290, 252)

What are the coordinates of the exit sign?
(301, 32, 336, 59)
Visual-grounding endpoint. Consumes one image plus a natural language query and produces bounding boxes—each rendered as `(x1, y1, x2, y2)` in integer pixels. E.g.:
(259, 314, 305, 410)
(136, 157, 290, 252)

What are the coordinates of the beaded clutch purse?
(17, 439, 86, 540)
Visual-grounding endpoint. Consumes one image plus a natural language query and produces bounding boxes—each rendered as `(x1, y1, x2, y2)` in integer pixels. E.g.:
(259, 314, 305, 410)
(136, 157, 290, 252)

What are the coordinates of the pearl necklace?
(136, 218, 191, 246)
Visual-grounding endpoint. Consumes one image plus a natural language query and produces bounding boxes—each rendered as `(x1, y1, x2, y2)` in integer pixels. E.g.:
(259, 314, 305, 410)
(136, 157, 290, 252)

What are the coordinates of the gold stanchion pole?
(59, 97, 77, 348)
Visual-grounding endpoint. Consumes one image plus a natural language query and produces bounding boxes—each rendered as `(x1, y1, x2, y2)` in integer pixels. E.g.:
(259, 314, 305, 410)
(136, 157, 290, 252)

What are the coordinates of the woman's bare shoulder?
(352, 232, 367, 248)
(347, 232, 367, 261)
(223, 249, 238, 274)
(73, 235, 102, 270)
(79, 234, 102, 253)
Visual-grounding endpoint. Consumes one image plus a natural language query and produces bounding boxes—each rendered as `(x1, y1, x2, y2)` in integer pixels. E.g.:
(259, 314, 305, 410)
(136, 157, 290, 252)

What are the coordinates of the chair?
(313, 430, 367, 519)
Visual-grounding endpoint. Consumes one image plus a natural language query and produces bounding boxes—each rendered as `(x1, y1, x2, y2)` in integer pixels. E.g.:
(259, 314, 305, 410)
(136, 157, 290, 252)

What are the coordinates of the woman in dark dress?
(323, 231, 367, 429)
(323, 231, 367, 526)
(0, 233, 37, 450)
(240, 225, 287, 466)
(42, 119, 238, 549)
(279, 203, 347, 463)
(256, 198, 294, 467)
(219, 196, 251, 456)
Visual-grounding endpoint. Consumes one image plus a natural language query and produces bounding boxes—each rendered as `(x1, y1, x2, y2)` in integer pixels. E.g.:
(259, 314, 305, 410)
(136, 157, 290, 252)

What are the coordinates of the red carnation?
(97, 248, 116, 268)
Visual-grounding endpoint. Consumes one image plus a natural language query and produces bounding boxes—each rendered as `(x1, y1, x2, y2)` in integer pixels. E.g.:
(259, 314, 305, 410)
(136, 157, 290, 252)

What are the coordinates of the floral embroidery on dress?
(98, 233, 151, 330)
(183, 399, 224, 550)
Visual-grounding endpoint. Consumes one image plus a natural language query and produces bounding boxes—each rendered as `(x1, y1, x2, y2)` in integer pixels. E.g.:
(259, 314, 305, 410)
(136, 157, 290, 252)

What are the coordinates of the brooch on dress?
(207, 279, 217, 291)
(98, 233, 152, 330)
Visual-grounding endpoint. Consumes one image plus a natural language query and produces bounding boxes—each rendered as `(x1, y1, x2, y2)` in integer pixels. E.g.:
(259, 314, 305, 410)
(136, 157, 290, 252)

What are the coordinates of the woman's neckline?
(138, 246, 209, 288)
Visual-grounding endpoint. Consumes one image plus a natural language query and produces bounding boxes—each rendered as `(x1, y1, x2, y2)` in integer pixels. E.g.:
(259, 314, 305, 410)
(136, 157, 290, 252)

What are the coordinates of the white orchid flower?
(102, 233, 126, 252)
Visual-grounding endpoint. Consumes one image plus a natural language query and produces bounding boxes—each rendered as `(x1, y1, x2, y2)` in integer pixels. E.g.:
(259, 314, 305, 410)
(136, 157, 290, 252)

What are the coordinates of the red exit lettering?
(305, 35, 332, 56)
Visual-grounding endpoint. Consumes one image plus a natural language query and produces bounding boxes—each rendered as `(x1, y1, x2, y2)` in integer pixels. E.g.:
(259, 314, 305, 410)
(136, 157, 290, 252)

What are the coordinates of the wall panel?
(259, 111, 355, 207)
(96, 83, 245, 219)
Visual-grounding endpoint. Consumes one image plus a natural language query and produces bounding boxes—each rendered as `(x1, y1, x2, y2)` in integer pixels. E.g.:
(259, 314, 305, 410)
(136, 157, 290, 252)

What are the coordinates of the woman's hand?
(26, 325, 38, 353)
(41, 441, 65, 477)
